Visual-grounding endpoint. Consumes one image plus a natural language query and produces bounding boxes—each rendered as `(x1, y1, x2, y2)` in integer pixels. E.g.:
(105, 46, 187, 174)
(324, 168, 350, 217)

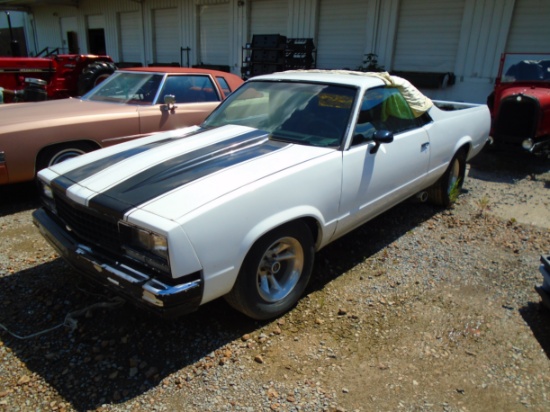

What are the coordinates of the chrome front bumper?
(32, 207, 203, 317)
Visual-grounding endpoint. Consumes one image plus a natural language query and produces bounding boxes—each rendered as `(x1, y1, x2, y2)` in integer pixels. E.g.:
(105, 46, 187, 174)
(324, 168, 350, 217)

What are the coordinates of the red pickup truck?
(487, 53, 550, 155)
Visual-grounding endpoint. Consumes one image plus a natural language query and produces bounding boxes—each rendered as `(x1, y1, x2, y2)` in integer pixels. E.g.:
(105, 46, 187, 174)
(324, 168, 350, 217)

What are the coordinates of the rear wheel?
(225, 222, 314, 320)
(429, 149, 467, 207)
(77, 61, 117, 96)
(36, 142, 97, 172)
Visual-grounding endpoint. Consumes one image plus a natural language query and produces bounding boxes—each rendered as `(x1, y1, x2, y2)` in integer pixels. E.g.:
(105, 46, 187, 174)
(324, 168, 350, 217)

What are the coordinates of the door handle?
(421, 142, 430, 151)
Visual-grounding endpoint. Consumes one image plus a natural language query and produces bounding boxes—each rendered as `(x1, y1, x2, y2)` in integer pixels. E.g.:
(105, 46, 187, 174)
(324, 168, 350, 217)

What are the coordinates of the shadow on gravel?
(519, 302, 550, 359)
(0, 199, 441, 410)
(468, 148, 550, 184)
(0, 259, 263, 410)
(0, 182, 40, 217)
(309, 200, 440, 296)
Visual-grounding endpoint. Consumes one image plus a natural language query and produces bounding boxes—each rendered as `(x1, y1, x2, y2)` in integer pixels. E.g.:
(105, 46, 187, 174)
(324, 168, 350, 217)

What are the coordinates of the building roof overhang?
(0, 1, 79, 11)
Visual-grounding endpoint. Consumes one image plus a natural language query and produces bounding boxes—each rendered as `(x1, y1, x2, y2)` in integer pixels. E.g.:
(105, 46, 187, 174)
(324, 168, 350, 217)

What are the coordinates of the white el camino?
(33, 70, 490, 319)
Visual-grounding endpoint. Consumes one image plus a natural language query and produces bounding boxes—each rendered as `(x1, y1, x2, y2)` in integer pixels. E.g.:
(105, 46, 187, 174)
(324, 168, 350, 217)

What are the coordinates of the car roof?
(121, 66, 244, 91)
(123, 66, 231, 76)
(251, 70, 386, 88)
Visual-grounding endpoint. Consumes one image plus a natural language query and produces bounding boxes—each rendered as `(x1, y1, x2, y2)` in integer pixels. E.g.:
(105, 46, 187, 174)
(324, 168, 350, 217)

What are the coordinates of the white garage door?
(250, 0, 288, 38)
(119, 11, 142, 63)
(392, 0, 465, 72)
(506, 0, 550, 52)
(199, 2, 230, 66)
(316, 0, 369, 70)
(153, 8, 180, 64)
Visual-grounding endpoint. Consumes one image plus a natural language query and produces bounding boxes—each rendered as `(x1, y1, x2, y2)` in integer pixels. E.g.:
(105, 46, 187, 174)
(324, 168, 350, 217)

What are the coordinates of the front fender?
(240, 205, 333, 258)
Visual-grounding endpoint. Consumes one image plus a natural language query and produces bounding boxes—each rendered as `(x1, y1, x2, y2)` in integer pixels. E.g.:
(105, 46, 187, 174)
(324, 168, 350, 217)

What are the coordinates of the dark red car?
(487, 53, 550, 154)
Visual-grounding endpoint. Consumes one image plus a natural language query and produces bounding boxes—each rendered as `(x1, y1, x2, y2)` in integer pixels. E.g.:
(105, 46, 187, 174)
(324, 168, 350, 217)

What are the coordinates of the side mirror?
(163, 94, 177, 112)
(370, 130, 394, 154)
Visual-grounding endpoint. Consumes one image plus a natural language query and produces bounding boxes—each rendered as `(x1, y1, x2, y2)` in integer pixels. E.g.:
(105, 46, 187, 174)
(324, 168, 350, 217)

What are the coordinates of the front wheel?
(36, 142, 97, 172)
(225, 222, 314, 320)
(428, 150, 467, 207)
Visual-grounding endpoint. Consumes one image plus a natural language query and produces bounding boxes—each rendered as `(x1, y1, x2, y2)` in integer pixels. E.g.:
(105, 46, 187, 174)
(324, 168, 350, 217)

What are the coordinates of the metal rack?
(242, 35, 316, 79)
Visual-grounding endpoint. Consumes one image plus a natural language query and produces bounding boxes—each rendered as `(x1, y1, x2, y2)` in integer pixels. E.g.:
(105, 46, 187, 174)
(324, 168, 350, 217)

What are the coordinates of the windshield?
(500, 53, 550, 83)
(84, 72, 164, 104)
(203, 80, 357, 147)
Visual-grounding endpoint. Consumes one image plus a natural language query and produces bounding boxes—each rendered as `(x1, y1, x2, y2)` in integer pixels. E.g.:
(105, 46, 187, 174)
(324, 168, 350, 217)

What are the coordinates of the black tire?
(36, 142, 97, 172)
(486, 91, 495, 112)
(428, 149, 467, 207)
(225, 222, 315, 320)
(77, 61, 117, 96)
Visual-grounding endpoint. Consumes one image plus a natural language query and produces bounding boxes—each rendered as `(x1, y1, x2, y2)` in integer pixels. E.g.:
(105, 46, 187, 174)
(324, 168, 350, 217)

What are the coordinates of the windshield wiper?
(270, 134, 312, 146)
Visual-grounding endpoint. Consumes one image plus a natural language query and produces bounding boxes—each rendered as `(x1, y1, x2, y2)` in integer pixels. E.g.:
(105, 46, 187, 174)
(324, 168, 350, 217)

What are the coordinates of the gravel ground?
(0, 149, 549, 412)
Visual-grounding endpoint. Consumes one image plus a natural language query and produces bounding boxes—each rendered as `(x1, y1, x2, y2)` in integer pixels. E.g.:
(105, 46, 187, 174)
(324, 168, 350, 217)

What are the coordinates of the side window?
(159, 75, 221, 104)
(216, 76, 232, 95)
(353, 87, 419, 144)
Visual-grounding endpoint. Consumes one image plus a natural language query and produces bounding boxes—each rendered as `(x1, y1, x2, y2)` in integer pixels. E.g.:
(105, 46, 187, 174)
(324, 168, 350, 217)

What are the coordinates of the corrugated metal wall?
(392, 0, 466, 72)
(506, 0, 550, 52)
(250, 0, 289, 37)
(288, 0, 317, 39)
(316, 0, 369, 70)
(31, 5, 77, 54)
(14, 0, 550, 102)
(454, 0, 515, 81)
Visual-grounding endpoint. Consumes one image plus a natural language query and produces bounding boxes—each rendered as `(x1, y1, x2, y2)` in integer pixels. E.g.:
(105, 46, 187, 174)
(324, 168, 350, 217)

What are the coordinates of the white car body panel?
(337, 126, 430, 236)
(175, 150, 343, 302)
(33, 71, 491, 317)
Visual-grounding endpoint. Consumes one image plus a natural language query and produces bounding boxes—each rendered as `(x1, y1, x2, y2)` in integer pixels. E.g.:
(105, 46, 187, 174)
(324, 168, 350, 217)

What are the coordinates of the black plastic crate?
(284, 63, 315, 70)
(286, 38, 315, 52)
(251, 49, 285, 64)
(285, 51, 315, 61)
(252, 34, 287, 49)
(251, 63, 283, 76)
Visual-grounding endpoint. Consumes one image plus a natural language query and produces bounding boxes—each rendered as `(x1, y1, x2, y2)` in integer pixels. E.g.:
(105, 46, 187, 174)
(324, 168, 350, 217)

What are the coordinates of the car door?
(334, 86, 431, 237)
(137, 74, 222, 134)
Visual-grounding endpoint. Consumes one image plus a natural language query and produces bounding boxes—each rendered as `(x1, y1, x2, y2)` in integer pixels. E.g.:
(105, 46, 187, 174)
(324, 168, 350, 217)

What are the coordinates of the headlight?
(40, 181, 54, 200)
(522, 138, 534, 151)
(38, 180, 56, 212)
(134, 228, 169, 259)
(120, 223, 170, 273)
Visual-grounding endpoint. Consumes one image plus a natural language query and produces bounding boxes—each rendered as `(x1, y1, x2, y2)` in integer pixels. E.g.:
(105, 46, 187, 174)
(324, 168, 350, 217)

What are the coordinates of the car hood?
(0, 98, 138, 130)
(42, 124, 334, 221)
(498, 85, 550, 107)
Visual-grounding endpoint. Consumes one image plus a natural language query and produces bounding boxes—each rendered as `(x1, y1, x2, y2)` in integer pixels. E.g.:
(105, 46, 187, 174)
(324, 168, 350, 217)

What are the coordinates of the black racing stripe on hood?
(50, 142, 170, 194)
(51, 128, 206, 192)
(88, 130, 287, 218)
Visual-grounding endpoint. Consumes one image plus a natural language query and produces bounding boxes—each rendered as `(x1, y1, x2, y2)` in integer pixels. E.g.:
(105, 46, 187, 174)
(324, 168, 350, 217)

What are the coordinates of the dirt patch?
(0, 149, 549, 412)
(467, 150, 550, 227)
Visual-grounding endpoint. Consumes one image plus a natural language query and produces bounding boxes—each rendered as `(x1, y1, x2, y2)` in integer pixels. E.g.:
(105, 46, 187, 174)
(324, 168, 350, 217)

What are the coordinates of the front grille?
(55, 194, 121, 250)
(495, 95, 539, 143)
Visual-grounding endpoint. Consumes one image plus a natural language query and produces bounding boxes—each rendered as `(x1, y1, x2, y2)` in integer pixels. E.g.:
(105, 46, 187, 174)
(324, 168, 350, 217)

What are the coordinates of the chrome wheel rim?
(49, 148, 86, 166)
(447, 158, 460, 194)
(256, 236, 304, 303)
